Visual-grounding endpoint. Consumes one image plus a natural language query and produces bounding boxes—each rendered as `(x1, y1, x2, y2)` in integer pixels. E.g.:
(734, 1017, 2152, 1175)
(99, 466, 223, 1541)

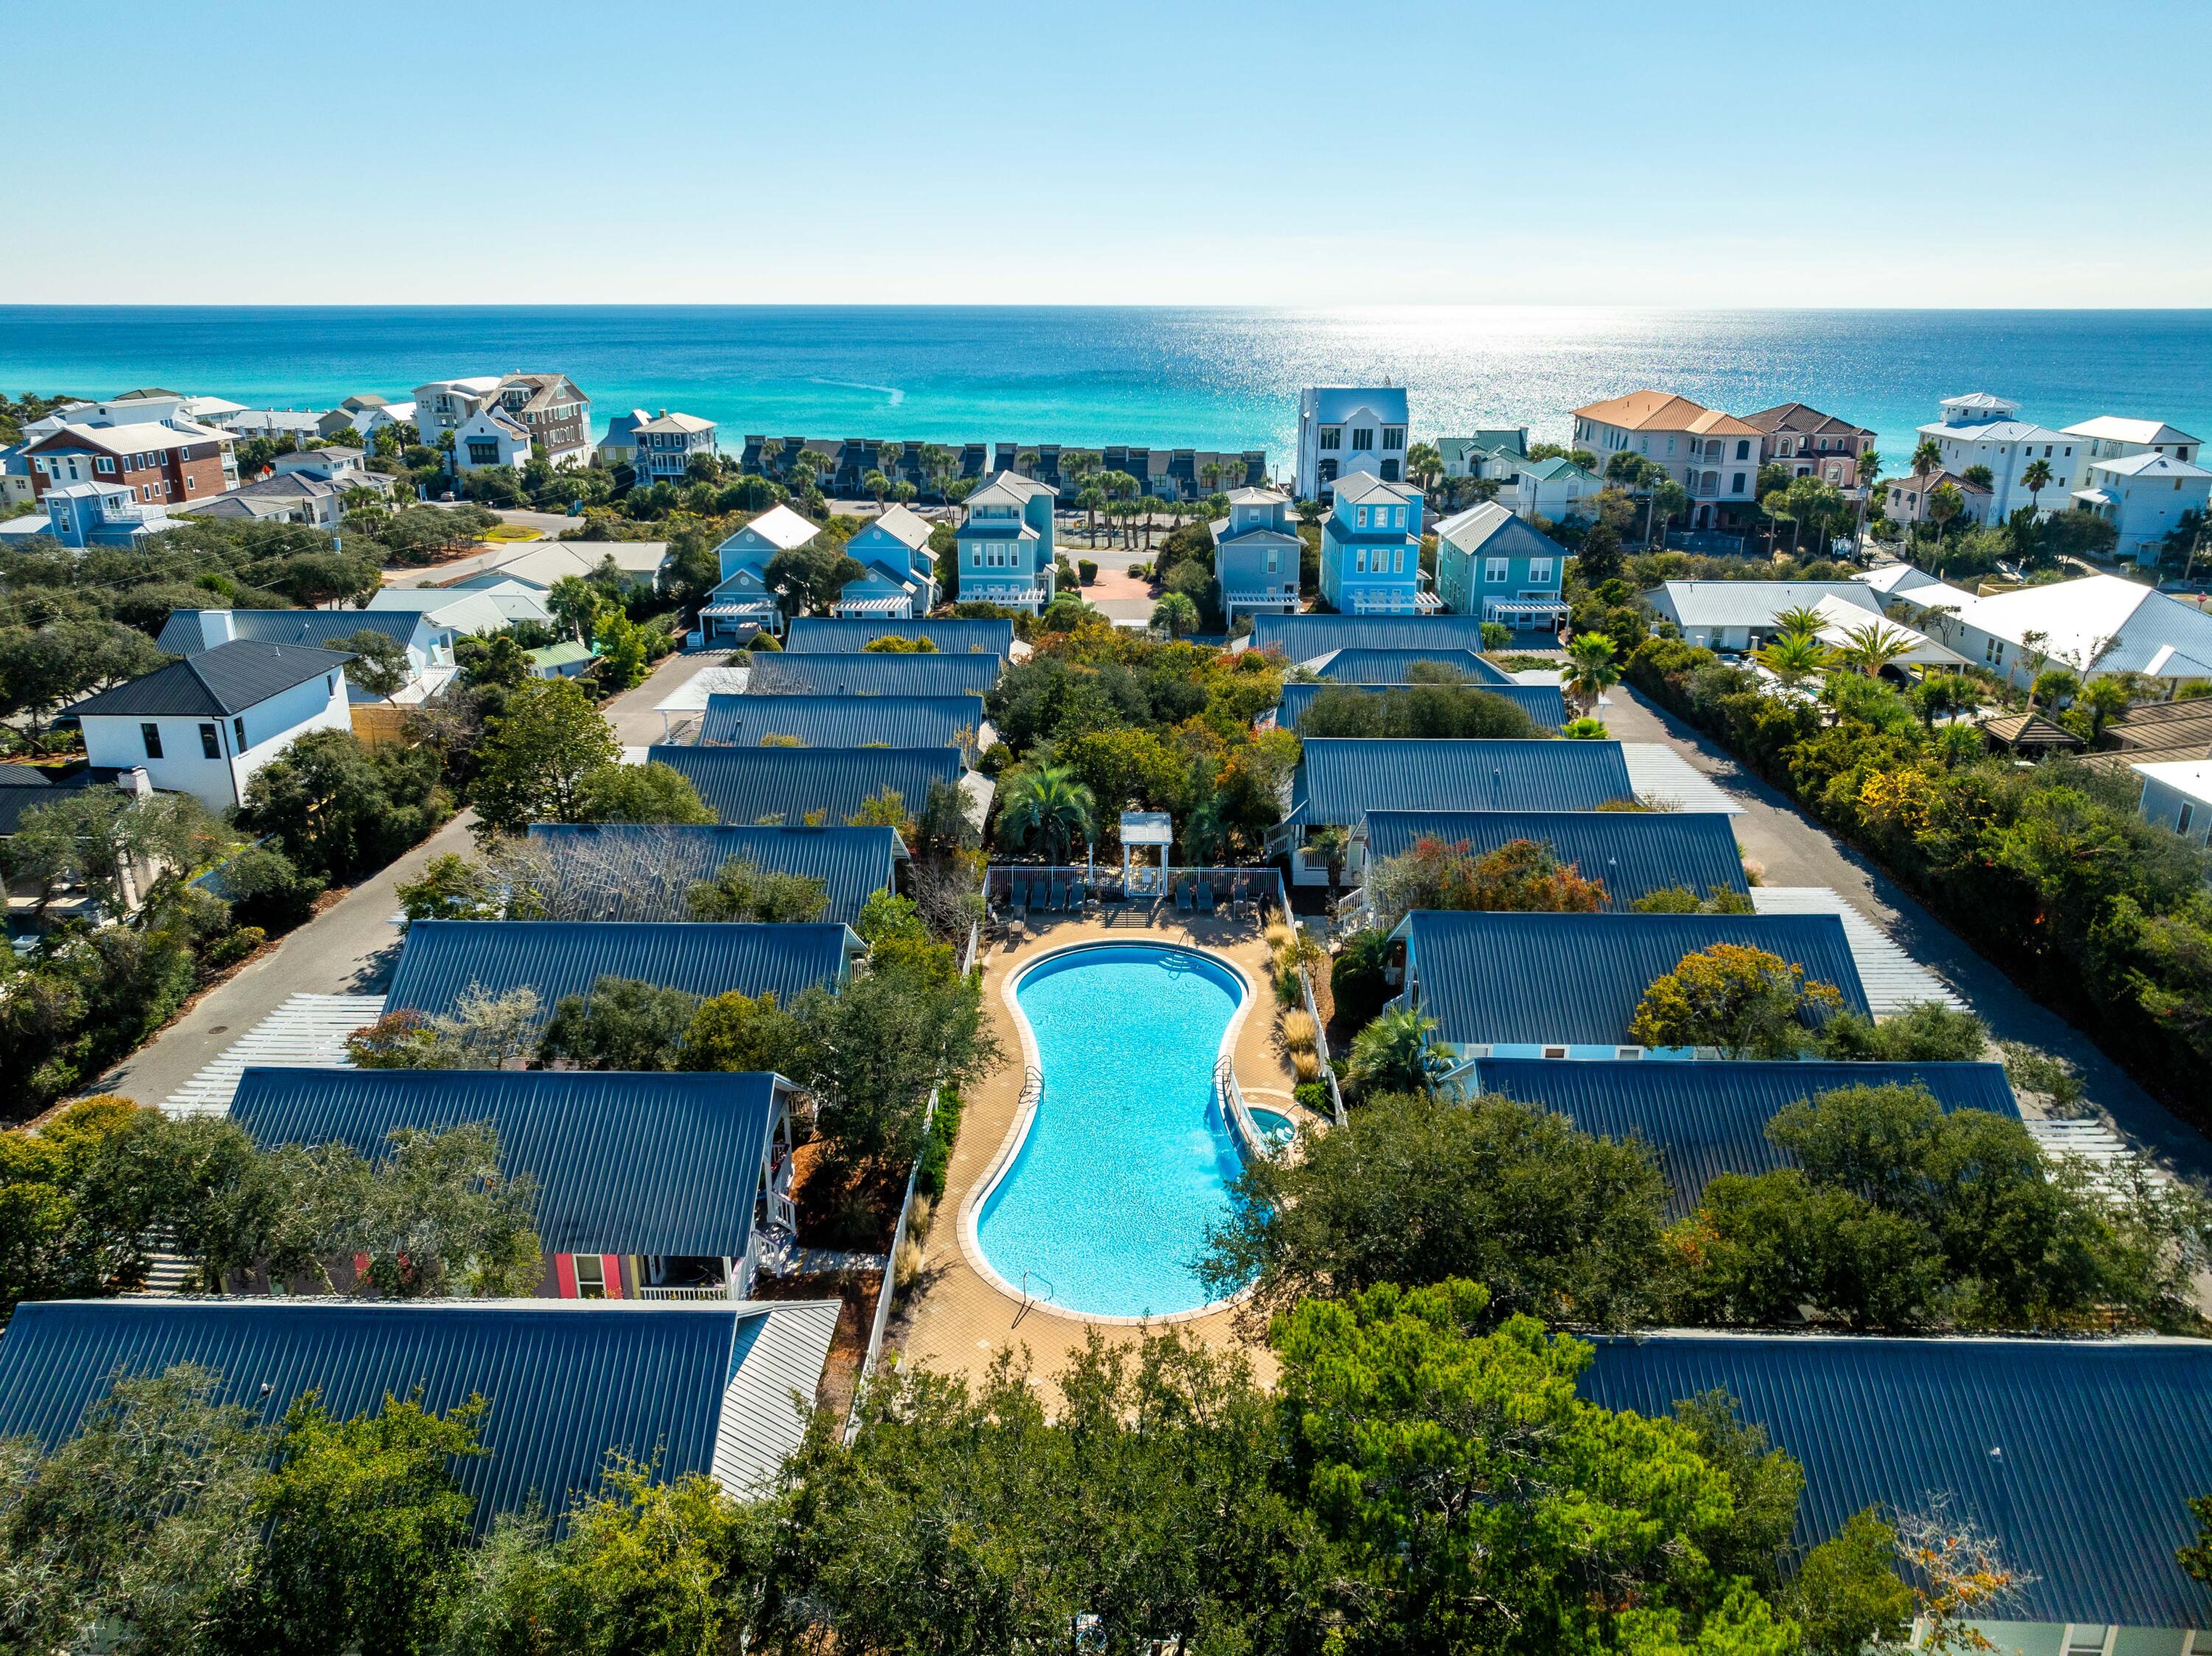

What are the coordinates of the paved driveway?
(1602, 683, 2212, 1178)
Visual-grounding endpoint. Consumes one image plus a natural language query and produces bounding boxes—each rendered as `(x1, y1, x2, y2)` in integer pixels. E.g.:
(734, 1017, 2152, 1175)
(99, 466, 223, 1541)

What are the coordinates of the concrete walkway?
(1600, 683, 2212, 1179)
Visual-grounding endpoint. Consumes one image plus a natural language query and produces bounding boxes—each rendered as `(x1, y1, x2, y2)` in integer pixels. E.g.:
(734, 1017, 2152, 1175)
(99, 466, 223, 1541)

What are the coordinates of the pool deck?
(891, 908, 1307, 1394)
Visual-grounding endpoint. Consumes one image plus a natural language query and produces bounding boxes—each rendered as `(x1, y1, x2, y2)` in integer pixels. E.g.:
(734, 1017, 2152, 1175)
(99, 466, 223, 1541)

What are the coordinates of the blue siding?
(1251, 614, 1500, 662)
(1287, 739, 1634, 826)
(232, 1068, 784, 1259)
(1580, 1333, 2212, 1629)
(747, 651, 999, 697)
(1470, 1058, 2018, 1216)
(700, 694, 981, 750)
(1403, 911, 1870, 1047)
(785, 618, 1012, 656)
(1361, 810, 1747, 905)
(647, 744, 964, 827)
(525, 823, 901, 925)
(386, 920, 852, 1018)
(1278, 681, 1567, 732)
(0, 1300, 748, 1531)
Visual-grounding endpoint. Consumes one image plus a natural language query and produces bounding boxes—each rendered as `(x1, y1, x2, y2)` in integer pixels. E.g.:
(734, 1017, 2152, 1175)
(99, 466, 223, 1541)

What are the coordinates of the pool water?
(978, 944, 1250, 1318)
(1248, 1107, 1297, 1147)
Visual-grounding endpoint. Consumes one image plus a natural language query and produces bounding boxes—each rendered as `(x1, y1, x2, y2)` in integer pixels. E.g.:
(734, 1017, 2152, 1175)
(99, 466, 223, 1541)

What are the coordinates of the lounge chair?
(1047, 877, 1065, 913)
(1194, 881, 1217, 916)
(1069, 877, 1088, 910)
(1175, 879, 1193, 914)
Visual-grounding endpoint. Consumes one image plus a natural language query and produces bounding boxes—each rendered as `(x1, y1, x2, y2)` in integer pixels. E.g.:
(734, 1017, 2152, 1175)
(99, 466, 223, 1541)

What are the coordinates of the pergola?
(1120, 810, 1173, 895)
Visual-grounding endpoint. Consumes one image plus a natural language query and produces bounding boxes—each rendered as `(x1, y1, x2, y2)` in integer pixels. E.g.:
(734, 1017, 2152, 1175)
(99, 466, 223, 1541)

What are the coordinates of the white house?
(454, 406, 532, 473)
(368, 581, 555, 636)
(412, 378, 506, 446)
(700, 504, 822, 641)
(1913, 394, 2080, 522)
(2072, 451, 2211, 563)
(1296, 388, 1410, 503)
(63, 641, 355, 812)
(1514, 455, 1604, 525)
(628, 411, 719, 486)
(1642, 581, 1885, 652)
(1569, 391, 1763, 532)
(1916, 573, 2212, 689)
(2133, 760, 2212, 846)
(155, 609, 456, 702)
(1437, 430, 1528, 481)
(451, 540, 670, 594)
(2062, 415, 2201, 468)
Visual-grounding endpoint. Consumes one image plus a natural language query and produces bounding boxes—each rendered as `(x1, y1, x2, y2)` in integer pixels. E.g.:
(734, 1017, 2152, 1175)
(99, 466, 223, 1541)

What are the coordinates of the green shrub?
(201, 927, 267, 971)
(914, 1087, 966, 1203)
(1329, 928, 1394, 1034)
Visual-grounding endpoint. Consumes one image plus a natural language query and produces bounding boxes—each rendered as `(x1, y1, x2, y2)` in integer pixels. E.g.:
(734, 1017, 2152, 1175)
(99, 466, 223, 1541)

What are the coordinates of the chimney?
(116, 768, 153, 799)
(202, 610, 237, 648)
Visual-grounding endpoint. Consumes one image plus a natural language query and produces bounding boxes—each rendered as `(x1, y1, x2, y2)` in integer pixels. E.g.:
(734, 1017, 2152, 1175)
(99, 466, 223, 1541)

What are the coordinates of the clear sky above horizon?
(15, 0, 2209, 309)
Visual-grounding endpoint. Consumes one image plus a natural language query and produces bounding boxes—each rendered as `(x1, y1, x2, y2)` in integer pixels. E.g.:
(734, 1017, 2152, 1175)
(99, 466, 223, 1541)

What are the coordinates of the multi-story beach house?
(36, 482, 181, 546)
(954, 470, 1057, 613)
(411, 377, 506, 447)
(1569, 391, 1762, 532)
(23, 420, 235, 507)
(2061, 416, 2200, 468)
(2072, 450, 2212, 563)
(492, 372, 591, 467)
(1913, 394, 2079, 522)
(1432, 503, 1568, 630)
(1741, 403, 1876, 490)
(1512, 455, 1604, 524)
(1295, 387, 1409, 503)
(627, 410, 719, 485)
(1318, 473, 1429, 615)
(834, 502, 938, 618)
(1437, 431, 1529, 484)
(698, 502, 822, 642)
(1211, 487, 1303, 626)
(453, 404, 532, 473)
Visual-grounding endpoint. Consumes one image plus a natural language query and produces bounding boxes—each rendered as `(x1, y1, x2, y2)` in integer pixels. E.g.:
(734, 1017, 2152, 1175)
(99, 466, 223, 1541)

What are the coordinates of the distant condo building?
(1570, 391, 1761, 532)
(738, 436, 1262, 504)
(1295, 386, 1409, 503)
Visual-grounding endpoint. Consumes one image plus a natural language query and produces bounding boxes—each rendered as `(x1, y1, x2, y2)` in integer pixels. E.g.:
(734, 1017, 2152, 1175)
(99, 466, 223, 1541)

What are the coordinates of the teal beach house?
(1318, 472, 1430, 616)
(955, 470, 1057, 613)
(1432, 501, 1569, 632)
(1210, 485, 1302, 626)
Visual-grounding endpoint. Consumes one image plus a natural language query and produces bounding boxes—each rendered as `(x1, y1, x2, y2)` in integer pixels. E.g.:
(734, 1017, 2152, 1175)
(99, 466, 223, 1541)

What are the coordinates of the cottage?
(1357, 809, 1748, 911)
(953, 472, 1057, 615)
(835, 503, 939, 619)
(1318, 473, 1430, 616)
(0, 1297, 839, 1517)
(2132, 759, 2212, 847)
(627, 409, 720, 485)
(1510, 454, 1604, 525)
(1273, 680, 1568, 732)
(1247, 613, 1499, 665)
(1640, 580, 1884, 652)
(453, 403, 532, 473)
(699, 504, 821, 642)
(156, 608, 456, 700)
(1210, 487, 1303, 626)
(1917, 573, 2212, 689)
(1390, 909, 1869, 1064)
(645, 743, 985, 831)
(523, 822, 906, 925)
(450, 540, 669, 596)
(1431, 502, 1568, 630)
(2071, 450, 2211, 563)
(1303, 646, 1514, 686)
(747, 650, 1001, 697)
(62, 641, 353, 812)
(34, 481, 180, 546)
(784, 616, 1015, 657)
(700, 693, 989, 755)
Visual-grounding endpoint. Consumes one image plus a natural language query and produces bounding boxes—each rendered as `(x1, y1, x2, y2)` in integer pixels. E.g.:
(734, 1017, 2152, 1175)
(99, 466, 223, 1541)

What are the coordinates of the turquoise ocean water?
(5, 307, 2211, 482)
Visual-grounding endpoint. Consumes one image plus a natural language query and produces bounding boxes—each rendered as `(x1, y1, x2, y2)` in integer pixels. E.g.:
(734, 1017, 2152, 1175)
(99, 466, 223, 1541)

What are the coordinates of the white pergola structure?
(1120, 810, 1173, 895)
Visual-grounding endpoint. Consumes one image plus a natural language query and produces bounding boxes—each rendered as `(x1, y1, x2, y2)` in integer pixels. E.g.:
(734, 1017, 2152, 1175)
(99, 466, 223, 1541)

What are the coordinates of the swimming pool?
(972, 942, 1252, 1320)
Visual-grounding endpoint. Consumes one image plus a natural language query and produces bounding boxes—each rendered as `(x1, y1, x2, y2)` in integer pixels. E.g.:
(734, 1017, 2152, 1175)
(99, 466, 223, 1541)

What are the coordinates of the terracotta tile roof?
(1570, 390, 1760, 438)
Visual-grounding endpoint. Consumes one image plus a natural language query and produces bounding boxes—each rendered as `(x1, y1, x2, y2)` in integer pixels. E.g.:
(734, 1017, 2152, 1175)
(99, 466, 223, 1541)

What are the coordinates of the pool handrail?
(1215, 1053, 1279, 1164)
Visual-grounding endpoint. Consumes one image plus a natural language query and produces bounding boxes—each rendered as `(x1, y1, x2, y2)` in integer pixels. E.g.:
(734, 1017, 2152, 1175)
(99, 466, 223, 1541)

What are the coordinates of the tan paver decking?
(895, 909, 1304, 1392)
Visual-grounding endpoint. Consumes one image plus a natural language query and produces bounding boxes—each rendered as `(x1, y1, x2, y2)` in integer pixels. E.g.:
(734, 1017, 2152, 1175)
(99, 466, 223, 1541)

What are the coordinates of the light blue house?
(1432, 502, 1568, 632)
(1210, 486, 1302, 626)
(39, 481, 178, 547)
(954, 471, 1057, 614)
(1318, 473, 1429, 616)
(699, 503, 821, 643)
(833, 503, 937, 619)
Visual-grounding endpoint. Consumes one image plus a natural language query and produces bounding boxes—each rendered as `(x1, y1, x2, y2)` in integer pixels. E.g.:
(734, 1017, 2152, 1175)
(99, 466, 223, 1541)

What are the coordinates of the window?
(1351, 428, 1374, 451)
(1731, 473, 1747, 493)
(466, 439, 499, 465)
(234, 717, 247, 748)
(573, 1254, 607, 1298)
(1382, 426, 1405, 449)
(1736, 440, 1751, 460)
(2178, 801, 2195, 836)
(1665, 438, 1676, 456)
(96, 456, 115, 473)
(1355, 506, 1369, 528)
(1319, 428, 1340, 450)
(1355, 547, 1368, 573)
(1392, 548, 1404, 574)
(1485, 557, 1509, 583)
(199, 723, 220, 759)
(1265, 548, 1279, 573)
(1616, 1046, 1644, 1060)
(141, 723, 164, 759)
(1542, 1046, 1568, 1060)
(970, 547, 982, 568)
(1530, 557, 1554, 582)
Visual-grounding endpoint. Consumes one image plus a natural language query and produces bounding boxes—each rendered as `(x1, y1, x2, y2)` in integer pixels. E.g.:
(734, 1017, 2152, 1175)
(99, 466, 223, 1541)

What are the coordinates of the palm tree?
(1138, 495, 1165, 549)
(1152, 591, 1200, 639)
(1200, 461, 1222, 495)
(1926, 482, 1964, 549)
(1347, 1006, 1454, 1095)
(1850, 447, 1882, 554)
(862, 468, 890, 508)
(1832, 619, 1913, 679)
(1076, 486, 1105, 542)
(1911, 438, 1943, 479)
(997, 765, 1096, 866)
(891, 480, 917, 507)
(1755, 631, 1831, 688)
(2023, 458, 2053, 517)
(1406, 441, 1443, 510)
(1016, 449, 1039, 478)
(1560, 632, 1621, 714)
(1772, 604, 1826, 639)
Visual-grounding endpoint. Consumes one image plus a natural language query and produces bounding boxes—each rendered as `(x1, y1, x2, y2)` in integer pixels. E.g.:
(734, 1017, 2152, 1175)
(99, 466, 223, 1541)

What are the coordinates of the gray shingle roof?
(1470, 1057, 2017, 1216)
(64, 640, 350, 720)
(1251, 615, 1501, 662)
(746, 650, 1000, 697)
(232, 1067, 785, 1259)
(1402, 911, 1870, 1048)
(1278, 681, 1567, 731)
(700, 694, 981, 750)
(647, 745, 964, 827)
(384, 920, 855, 1019)
(1361, 810, 1747, 905)
(1287, 739, 1634, 827)
(524, 823, 904, 925)
(1579, 1332, 2212, 1628)
(155, 609, 429, 657)
(0, 1298, 835, 1532)
(785, 618, 1014, 657)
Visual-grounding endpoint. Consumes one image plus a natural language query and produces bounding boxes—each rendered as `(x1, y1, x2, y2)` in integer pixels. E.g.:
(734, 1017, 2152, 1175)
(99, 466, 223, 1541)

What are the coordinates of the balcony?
(635, 1281, 735, 1301)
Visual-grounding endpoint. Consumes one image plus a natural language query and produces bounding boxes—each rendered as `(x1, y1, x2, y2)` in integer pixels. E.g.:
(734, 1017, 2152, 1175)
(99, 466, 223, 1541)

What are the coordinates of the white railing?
(987, 863, 1281, 919)
(1216, 1054, 1280, 1163)
(635, 1282, 734, 1302)
(846, 1082, 939, 1442)
(768, 1156, 796, 1232)
(961, 916, 981, 977)
(1295, 933, 1348, 1127)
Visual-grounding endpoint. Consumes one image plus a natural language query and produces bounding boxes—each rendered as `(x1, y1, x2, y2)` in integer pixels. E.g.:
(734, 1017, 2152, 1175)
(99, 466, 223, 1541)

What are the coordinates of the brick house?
(24, 421, 234, 509)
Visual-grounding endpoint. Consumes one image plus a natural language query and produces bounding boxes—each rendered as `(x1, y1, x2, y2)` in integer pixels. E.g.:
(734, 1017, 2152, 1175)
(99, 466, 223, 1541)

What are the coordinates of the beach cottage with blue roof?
(231, 1067, 799, 1298)
(832, 502, 938, 619)
(1305, 646, 1515, 685)
(1276, 680, 1568, 732)
(1357, 809, 1746, 910)
(1318, 473, 1430, 616)
(785, 616, 1015, 657)
(699, 693, 987, 755)
(1210, 487, 1303, 625)
(953, 470, 1057, 614)
(1431, 503, 1569, 632)
(384, 919, 862, 1022)
(1249, 613, 1499, 664)
(1469, 1057, 2017, 1216)
(747, 650, 999, 697)
(0, 1298, 841, 1520)
(524, 822, 905, 925)
(700, 503, 822, 642)
(1390, 909, 1869, 1063)
(647, 742, 981, 829)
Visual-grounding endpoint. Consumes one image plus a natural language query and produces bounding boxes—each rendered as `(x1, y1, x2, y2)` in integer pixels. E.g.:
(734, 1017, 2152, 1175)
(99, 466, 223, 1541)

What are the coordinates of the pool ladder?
(1015, 1266, 1054, 1328)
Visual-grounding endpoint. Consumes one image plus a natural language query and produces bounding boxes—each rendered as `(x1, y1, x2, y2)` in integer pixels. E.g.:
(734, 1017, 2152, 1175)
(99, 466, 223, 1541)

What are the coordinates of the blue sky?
(14, 1, 2209, 307)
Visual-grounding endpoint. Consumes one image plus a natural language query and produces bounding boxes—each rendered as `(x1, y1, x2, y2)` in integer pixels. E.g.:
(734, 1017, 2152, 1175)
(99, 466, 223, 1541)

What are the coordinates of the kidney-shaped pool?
(973, 942, 1253, 1319)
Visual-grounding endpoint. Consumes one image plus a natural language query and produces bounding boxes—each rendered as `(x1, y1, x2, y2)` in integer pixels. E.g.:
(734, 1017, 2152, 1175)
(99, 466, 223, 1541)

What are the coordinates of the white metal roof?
(711, 1299, 841, 1496)
(2062, 415, 2202, 448)
(161, 992, 385, 1119)
(734, 504, 821, 551)
(1618, 744, 1743, 815)
(1120, 810, 1174, 845)
(1749, 887, 1966, 1015)
(2087, 450, 2211, 480)
(2131, 759, 2212, 805)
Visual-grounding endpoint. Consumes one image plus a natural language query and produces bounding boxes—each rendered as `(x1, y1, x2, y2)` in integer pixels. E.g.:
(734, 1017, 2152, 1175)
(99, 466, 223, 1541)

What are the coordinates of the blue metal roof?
(699, 694, 981, 750)
(1579, 1332, 2212, 1629)
(1287, 739, 1634, 827)
(1251, 614, 1500, 663)
(1278, 681, 1567, 732)
(385, 920, 854, 1019)
(1361, 810, 1747, 906)
(0, 1299, 791, 1531)
(524, 823, 902, 925)
(747, 650, 999, 697)
(647, 744, 964, 827)
(1402, 911, 1871, 1047)
(1470, 1058, 2017, 1217)
(231, 1068, 785, 1259)
(1311, 647, 1514, 686)
(785, 618, 1013, 656)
